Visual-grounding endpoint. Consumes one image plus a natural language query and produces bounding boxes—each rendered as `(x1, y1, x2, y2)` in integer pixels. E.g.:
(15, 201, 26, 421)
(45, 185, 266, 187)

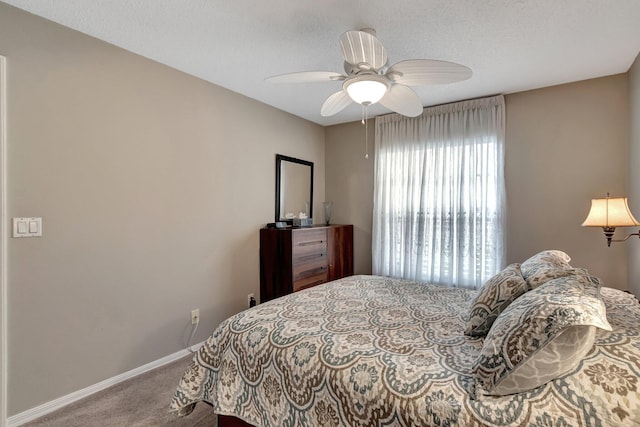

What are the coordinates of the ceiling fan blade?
(339, 30, 387, 71)
(321, 90, 353, 117)
(379, 84, 423, 117)
(266, 71, 345, 83)
(386, 59, 472, 85)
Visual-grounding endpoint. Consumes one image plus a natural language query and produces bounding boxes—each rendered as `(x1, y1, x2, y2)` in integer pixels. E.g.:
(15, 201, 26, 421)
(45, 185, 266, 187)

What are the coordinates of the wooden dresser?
(260, 224, 354, 302)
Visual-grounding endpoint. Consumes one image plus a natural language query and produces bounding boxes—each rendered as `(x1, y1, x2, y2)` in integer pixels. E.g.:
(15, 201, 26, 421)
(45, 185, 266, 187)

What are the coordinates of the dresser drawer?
(293, 272, 327, 292)
(293, 253, 327, 279)
(292, 228, 327, 255)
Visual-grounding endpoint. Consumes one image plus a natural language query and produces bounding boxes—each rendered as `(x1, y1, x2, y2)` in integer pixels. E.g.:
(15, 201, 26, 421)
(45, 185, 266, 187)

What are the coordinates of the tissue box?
(292, 218, 313, 227)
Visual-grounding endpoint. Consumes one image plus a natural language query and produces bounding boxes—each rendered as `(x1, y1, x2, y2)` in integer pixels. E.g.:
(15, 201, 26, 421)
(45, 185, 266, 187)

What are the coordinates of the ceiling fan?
(266, 29, 472, 118)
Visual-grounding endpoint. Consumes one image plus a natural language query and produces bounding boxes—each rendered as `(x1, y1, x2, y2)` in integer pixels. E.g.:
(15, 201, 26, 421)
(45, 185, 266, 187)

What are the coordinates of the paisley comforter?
(170, 275, 640, 426)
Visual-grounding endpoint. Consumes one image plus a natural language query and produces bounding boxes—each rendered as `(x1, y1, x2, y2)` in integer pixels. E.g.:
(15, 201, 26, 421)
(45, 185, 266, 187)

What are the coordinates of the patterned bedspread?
(170, 275, 640, 426)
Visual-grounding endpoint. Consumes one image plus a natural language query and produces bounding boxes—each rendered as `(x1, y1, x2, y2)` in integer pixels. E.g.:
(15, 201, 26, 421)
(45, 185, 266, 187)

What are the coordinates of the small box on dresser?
(260, 224, 354, 303)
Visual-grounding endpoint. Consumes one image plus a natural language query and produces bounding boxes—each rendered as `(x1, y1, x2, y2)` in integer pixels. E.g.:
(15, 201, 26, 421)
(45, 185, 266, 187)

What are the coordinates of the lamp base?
(603, 226, 616, 247)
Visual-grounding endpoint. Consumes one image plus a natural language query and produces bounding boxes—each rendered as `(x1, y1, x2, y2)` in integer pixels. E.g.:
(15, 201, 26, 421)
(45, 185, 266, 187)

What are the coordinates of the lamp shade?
(582, 197, 640, 227)
(343, 75, 388, 105)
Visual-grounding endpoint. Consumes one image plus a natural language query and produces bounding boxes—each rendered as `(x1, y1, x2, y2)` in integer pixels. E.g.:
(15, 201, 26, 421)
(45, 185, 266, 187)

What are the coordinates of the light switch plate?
(13, 217, 42, 238)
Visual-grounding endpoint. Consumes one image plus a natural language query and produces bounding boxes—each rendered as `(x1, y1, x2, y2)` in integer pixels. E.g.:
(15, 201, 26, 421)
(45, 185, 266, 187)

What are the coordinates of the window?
(372, 96, 505, 288)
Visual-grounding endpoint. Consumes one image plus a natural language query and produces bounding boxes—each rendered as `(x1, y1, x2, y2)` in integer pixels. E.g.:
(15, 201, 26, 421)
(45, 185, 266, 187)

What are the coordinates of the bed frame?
(219, 415, 252, 427)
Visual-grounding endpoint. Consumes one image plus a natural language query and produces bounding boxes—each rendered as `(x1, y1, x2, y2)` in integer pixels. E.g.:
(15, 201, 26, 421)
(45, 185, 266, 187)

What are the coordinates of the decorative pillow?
(524, 266, 589, 290)
(521, 249, 571, 267)
(470, 274, 611, 398)
(520, 250, 574, 289)
(465, 264, 527, 337)
(582, 274, 602, 298)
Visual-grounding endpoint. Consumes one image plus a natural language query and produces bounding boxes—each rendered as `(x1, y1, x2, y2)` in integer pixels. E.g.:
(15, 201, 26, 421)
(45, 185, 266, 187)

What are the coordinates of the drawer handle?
(297, 253, 324, 262)
(299, 240, 324, 246)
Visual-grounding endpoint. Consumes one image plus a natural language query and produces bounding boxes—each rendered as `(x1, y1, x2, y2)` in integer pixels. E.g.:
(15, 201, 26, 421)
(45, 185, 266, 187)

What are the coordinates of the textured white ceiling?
(2, 0, 640, 126)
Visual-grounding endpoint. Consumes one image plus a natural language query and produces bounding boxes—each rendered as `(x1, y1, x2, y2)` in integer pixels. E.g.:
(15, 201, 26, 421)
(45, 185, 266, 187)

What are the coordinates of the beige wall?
(326, 75, 630, 289)
(629, 53, 640, 297)
(505, 75, 629, 288)
(0, 4, 325, 416)
(325, 121, 374, 275)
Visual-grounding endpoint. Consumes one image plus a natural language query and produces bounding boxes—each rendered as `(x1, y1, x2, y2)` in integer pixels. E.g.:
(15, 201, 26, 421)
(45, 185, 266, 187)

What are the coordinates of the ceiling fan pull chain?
(364, 103, 369, 159)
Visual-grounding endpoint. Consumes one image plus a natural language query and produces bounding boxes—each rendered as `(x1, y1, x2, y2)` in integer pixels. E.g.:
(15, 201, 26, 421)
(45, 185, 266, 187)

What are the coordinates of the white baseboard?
(7, 343, 204, 427)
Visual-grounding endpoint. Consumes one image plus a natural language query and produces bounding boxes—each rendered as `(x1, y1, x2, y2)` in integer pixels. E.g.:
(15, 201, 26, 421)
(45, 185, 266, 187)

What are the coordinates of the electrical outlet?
(247, 293, 255, 308)
(191, 309, 200, 325)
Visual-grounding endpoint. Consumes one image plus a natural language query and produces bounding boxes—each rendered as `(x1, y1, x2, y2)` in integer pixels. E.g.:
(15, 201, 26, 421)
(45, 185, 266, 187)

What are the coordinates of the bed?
(170, 251, 640, 426)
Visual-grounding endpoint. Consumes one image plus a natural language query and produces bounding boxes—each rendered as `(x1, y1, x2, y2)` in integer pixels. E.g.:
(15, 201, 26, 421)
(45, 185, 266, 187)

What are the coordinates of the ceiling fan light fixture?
(344, 75, 388, 105)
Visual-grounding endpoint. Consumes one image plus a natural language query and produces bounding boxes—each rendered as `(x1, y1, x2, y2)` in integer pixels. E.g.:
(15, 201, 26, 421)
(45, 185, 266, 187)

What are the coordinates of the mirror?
(275, 154, 313, 222)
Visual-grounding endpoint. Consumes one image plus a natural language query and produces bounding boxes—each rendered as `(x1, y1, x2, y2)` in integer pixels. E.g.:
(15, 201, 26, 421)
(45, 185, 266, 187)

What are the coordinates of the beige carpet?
(23, 355, 217, 427)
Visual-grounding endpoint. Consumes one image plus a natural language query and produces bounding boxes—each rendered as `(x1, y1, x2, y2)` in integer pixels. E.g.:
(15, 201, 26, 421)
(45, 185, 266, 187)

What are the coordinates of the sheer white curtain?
(372, 95, 506, 289)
